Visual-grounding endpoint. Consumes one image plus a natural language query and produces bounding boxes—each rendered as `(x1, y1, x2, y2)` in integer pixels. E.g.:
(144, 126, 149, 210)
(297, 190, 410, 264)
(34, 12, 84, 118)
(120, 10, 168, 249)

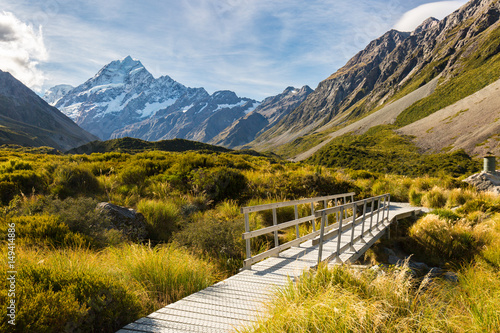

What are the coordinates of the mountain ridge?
(0, 70, 98, 151)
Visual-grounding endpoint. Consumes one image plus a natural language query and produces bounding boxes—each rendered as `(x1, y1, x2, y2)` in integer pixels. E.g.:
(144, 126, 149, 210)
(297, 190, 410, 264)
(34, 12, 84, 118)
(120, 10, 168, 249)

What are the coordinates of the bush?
(409, 187, 423, 206)
(447, 188, 475, 208)
(3, 214, 87, 248)
(108, 244, 218, 306)
(190, 167, 247, 203)
(0, 257, 143, 332)
(137, 199, 182, 242)
(0, 181, 16, 205)
(50, 166, 101, 199)
(173, 202, 245, 271)
(45, 197, 125, 247)
(409, 214, 487, 264)
(421, 187, 447, 209)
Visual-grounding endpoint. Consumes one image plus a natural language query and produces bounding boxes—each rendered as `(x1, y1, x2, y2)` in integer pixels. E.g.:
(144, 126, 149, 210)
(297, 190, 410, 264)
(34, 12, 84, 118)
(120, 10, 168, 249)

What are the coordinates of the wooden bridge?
(118, 193, 426, 333)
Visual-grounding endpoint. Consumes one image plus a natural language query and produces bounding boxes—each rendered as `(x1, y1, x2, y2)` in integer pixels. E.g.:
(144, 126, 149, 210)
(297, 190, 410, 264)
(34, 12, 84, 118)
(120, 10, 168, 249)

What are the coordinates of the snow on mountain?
(43, 84, 74, 106)
(47, 56, 260, 142)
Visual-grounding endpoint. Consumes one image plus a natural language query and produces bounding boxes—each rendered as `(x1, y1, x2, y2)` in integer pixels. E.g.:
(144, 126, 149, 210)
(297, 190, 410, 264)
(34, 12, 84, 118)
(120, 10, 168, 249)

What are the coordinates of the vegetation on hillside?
(0, 145, 494, 332)
(307, 125, 481, 176)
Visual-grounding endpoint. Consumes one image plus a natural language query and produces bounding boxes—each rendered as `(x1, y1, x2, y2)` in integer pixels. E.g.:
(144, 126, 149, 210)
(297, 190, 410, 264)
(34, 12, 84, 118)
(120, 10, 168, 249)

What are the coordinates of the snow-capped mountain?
(47, 56, 259, 141)
(111, 90, 259, 142)
(43, 84, 74, 105)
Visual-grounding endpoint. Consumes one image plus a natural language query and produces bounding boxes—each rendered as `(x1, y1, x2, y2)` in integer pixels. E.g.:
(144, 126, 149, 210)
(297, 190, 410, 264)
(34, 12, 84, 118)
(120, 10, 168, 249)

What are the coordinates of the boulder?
(463, 171, 500, 194)
(96, 202, 148, 241)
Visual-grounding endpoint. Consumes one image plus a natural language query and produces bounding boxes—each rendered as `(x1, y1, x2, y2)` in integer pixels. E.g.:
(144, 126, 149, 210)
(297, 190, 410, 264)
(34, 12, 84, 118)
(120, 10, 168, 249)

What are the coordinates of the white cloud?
(394, 1, 468, 32)
(0, 11, 47, 91)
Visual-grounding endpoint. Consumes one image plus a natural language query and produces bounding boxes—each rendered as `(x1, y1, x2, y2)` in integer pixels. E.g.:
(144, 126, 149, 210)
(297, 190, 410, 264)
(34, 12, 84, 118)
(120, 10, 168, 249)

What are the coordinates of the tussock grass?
(0, 244, 218, 332)
(244, 262, 445, 333)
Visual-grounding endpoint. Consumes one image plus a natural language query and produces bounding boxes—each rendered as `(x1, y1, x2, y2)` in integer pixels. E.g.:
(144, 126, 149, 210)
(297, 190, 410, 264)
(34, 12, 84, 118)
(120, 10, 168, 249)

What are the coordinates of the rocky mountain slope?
(0, 70, 98, 151)
(399, 77, 500, 156)
(210, 86, 312, 148)
(46, 56, 260, 142)
(252, 0, 500, 158)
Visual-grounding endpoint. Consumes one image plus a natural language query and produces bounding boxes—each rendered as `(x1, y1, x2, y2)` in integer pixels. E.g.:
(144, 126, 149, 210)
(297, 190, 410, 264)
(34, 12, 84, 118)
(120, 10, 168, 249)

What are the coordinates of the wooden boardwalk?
(118, 198, 426, 333)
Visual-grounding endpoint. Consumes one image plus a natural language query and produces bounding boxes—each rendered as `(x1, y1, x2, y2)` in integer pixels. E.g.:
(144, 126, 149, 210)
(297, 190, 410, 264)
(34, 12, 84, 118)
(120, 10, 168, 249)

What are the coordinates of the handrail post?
(369, 197, 374, 232)
(294, 205, 300, 239)
(272, 208, 279, 250)
(335, 206, 344, 263)
(349, 202, 357, 252)
(376, 198, 381, 230)
(310, 202, 316, 232)
(381, 195, 386, 225)
(335, 198, 340, 222)
(360, 199, 367, 242)
(317, 211, 326, 265)
(386, 194, 391, 221)
(244, 212, 251, 265)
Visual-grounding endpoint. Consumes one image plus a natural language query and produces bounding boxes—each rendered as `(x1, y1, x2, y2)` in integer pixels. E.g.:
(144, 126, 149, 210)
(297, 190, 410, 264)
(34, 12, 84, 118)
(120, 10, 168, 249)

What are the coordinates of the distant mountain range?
(0, 70, 97, 151)
(44, 56, 311, 148)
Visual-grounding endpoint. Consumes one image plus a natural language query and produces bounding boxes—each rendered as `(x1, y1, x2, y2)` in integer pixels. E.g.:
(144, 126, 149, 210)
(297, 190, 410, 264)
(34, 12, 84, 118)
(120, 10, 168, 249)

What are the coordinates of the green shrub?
(137, 199, 182, 242)
(409, 214, 486, 264)
(3, 214, 87, 248)
(431, 208, 461, 222)
(109, 244, 218, 306)
(118, 164, 147, 186)
(421, 187, 447, 209)
(0, 181, 16, 205)
(45, 197, 125, 247)
(173, 206, 245, 271)
(0, 258, 142, 332)
(447, 188, 475, 207)
(190, 167, 247, 203)
(409, 188, 423, 206)
(50, 166, 101, 199)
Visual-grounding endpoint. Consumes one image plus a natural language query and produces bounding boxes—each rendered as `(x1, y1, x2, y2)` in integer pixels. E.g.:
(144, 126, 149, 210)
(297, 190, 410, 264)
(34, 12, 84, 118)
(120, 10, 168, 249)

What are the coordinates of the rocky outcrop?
(96, 202, 148, 241)
(463, 171, 500, 194)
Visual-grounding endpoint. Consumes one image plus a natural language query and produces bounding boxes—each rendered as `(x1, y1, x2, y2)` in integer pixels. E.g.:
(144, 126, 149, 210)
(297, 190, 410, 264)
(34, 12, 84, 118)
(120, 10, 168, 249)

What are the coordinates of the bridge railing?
(241, 192, 355, 268)
(314, 194, 390, 265)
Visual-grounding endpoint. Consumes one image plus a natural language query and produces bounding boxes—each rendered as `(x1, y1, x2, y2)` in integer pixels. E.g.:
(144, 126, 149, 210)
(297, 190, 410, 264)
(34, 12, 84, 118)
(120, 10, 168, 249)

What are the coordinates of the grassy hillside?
(67, 137, 232, 154)
(307, 125, 481, 177)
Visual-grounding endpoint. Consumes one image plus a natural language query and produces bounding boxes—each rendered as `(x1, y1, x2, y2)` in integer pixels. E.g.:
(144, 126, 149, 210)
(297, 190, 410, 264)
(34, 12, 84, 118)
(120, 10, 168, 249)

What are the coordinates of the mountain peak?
(412, 17, 440, 35)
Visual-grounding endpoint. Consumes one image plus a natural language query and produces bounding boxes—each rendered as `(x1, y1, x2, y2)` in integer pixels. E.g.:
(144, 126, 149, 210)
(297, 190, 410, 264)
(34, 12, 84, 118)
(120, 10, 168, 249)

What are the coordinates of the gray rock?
(96, 202, 148, 241)
(388, 255, 401, 265)
(409, 261, 429, 271)
(383, 247, 396, 257)
(443, 272, 459, 283)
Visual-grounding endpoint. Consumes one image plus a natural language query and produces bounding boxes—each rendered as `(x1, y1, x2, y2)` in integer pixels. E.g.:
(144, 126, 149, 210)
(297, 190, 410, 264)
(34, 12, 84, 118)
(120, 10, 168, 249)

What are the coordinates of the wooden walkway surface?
(117, 202, 426, 333)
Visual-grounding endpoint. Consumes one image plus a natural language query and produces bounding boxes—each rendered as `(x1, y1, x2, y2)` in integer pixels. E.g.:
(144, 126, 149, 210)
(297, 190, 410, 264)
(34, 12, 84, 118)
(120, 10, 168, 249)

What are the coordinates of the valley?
(1, 0, 500, 332)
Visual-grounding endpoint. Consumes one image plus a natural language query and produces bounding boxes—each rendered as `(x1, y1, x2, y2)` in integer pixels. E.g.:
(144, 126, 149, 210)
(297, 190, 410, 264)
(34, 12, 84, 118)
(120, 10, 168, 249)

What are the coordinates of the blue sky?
(0, 0, 467, 100)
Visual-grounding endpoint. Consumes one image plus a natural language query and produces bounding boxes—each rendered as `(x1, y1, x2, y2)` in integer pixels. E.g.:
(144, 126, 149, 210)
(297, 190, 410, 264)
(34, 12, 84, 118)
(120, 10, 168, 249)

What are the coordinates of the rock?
(383, 247, 396, 257)
(388, 255, 401, 265)
(96, 202, 148, 241)
(428, 267, 444, 277)
(409, 261, 429, 271)
(443, 272, 459, 283)
(463, 171, 500, 194)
